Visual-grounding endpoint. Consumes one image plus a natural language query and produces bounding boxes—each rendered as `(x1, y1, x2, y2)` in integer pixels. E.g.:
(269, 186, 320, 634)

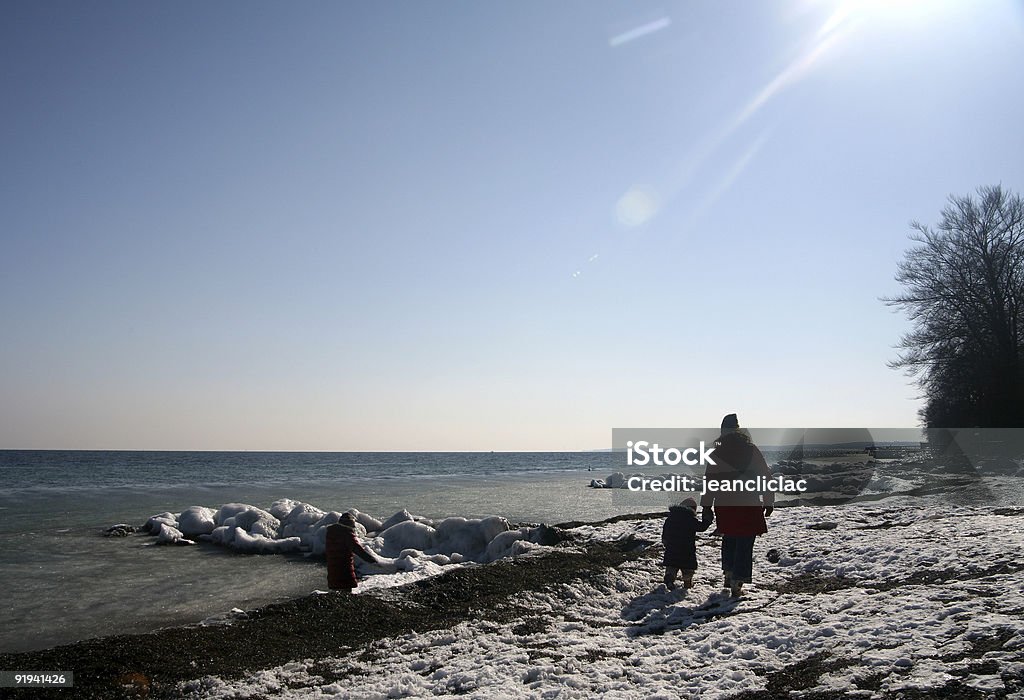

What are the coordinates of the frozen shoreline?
(179, 498, 1024, 699)
(3, 496, 1023, 699)
(3, 455, 1021, 655)
(0, 468, 665, 654)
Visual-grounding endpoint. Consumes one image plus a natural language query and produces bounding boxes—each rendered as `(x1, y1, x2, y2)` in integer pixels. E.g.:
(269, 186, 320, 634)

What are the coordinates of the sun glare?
(817, 0, 938, 37)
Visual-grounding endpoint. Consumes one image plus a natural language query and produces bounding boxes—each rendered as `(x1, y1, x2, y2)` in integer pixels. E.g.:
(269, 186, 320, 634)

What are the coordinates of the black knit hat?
(721, 414, 739, 431)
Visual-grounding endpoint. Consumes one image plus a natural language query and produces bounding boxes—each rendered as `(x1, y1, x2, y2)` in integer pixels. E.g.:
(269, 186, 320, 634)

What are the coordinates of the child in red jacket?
(325, 513, 379, 592)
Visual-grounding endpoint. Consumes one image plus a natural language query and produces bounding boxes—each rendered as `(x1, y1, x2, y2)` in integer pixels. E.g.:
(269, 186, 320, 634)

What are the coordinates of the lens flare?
(615, 186, 659, 228)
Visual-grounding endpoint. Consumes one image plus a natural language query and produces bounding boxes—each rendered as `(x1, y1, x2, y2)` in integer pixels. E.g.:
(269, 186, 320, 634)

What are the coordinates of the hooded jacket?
(661, 505, 711, 570)
(325, 522, 377, 590)
(700, 432, 775, 536)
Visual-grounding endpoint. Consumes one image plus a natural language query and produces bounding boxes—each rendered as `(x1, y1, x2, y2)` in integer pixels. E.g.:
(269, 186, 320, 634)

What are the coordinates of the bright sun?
(817, 0, 934, 37)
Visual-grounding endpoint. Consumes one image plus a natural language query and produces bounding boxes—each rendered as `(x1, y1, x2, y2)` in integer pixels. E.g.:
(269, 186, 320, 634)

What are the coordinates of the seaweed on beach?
(727, 644, 1024, 700)
(729, 651, 858, 699)
(767, 559, 1024, 596)
(0, 539, 646, 700)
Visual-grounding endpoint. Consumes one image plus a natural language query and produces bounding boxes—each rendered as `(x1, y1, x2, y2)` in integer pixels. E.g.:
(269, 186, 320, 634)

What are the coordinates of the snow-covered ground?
(176, 496, 1024, 699)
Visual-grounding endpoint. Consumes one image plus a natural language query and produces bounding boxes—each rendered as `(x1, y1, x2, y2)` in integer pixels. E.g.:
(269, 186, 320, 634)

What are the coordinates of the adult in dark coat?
(662, 498, 712, 589)
(325, 513, 378, 591)
(700, 413, 775, 596)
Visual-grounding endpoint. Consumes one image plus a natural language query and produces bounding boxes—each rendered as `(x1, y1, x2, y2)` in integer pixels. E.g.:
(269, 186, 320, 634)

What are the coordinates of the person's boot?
(682, 573, 694, 589)
(730, 581, 744, 597)
(723, 571, 732, 589)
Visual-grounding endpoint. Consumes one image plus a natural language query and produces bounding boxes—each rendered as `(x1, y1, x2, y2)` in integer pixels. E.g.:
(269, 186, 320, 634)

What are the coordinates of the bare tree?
(884, 185, 1024, 427)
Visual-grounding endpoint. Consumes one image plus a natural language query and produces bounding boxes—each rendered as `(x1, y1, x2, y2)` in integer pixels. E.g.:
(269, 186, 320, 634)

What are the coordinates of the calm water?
(2, 450, 1020, 654)
(0, 451, 646, 653)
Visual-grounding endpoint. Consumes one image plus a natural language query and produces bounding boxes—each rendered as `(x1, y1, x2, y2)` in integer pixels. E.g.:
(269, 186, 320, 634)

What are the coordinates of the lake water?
(2, 450, 1020, 653)
(0, 451, 652, 653)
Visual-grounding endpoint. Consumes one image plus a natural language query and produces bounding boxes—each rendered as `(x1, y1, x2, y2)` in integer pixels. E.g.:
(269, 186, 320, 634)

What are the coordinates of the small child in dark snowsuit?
(662, 497, 712, 589)
(325, 513, 379, 592)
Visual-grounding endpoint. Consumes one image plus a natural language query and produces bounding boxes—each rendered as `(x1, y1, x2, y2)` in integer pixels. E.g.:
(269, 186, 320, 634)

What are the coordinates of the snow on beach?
(175, 496, 1024, 699)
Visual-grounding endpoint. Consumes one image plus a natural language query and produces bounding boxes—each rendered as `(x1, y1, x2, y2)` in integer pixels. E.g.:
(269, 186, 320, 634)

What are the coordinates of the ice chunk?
(434, 517, 489, 555)
(231, 528, 302, 554)
(178, 506, 217, 537)
(210, 525, 235, 546)
(380, 509, 415, 531)
(154, 523, 192, 545)
(348, 508, 382, 533)
(484, 528, 529, 562)
(143, 512, 177, 533)
(379, 520, 436, 555)
(214, 503, 251, 525)
(605, 472, 629, 488)
(480, 516, 510, 543)
(207, 524, 300, 553)
(389, 549, 451, 575)
(217, 504, 280, 538)
(269, 498, 303, 520)
(280, 503, 326, 539)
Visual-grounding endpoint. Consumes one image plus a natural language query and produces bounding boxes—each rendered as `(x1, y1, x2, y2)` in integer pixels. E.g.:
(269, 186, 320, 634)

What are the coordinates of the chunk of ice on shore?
(144, 512, 178, 533)
(435, 517, 489, 555)
(348, 508, 383, 533)
(217, 504, 279, 538)
(231, 528, 301, 554)
(484, 528, 529, 562)
(208, 524, 301, 553)
(598, 472, 643, 489)
(269, 499, 302, 520)
(380, 509, 415, 530)
(178, 506, 217, 537)
(131, 502, 541, 589)
(376, 515, 513, 562)
(154, 523, 192, 545)
(379, 520, 436, 555)
(279, 503, 325, 539)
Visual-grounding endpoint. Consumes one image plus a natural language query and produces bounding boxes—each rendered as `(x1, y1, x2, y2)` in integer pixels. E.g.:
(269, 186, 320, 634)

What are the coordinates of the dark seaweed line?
(0, 539, 643, 700)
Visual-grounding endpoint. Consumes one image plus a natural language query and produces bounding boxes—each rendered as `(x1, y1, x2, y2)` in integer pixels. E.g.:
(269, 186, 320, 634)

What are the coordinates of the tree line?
(886, 185, 1024, 428)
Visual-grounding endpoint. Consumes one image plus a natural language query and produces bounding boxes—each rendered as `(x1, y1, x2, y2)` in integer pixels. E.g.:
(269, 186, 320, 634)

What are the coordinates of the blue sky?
(2, 0, 1023, 450)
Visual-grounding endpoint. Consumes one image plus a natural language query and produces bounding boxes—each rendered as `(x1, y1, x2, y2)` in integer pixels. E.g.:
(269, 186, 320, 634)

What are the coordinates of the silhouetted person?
(700, 413, 774, 597)
(662, 497, 712, 589)
(325, 513, 379, 592)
